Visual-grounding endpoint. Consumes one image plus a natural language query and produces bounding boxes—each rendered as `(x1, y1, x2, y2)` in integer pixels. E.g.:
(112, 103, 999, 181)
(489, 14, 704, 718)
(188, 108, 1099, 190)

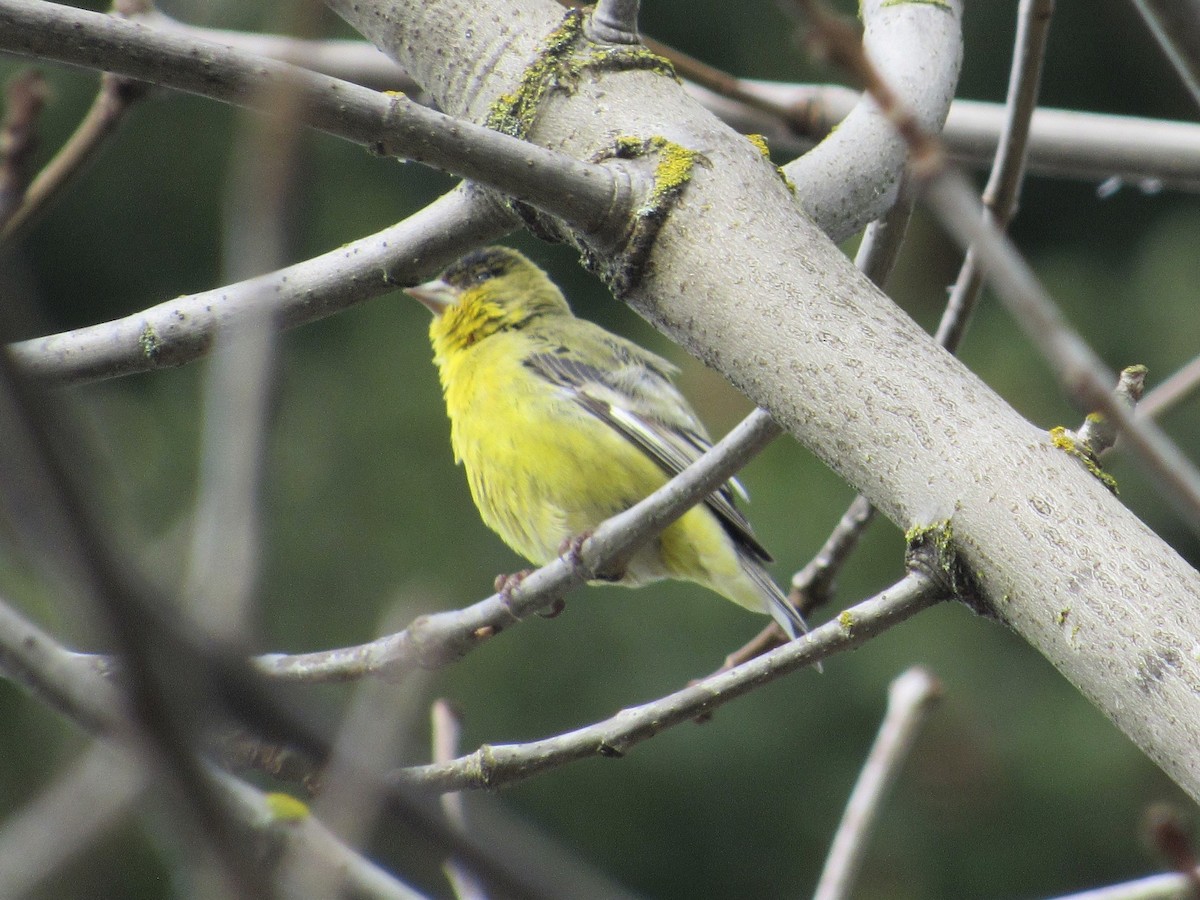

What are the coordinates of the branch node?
(1047, 365, 1144, 495)
(585, 135, 706, 295)
(903, 520, 984, 612)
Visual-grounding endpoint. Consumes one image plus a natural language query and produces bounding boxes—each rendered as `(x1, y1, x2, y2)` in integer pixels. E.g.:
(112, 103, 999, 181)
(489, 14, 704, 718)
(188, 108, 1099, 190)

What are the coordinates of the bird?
(404, 245, 807, 639)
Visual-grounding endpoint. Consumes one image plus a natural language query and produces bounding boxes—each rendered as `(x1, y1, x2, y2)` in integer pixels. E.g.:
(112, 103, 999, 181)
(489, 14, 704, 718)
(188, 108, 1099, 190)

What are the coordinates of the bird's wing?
(523, 343, 772, 564)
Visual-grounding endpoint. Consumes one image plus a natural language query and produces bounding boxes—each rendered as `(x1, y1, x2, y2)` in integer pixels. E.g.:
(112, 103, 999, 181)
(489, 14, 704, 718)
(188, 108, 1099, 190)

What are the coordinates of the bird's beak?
(403, 278, 457, 316)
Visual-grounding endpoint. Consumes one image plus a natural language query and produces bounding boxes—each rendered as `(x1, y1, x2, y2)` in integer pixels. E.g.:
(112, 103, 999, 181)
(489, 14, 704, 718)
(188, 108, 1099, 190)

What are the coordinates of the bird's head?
(405, 247, 571, 359)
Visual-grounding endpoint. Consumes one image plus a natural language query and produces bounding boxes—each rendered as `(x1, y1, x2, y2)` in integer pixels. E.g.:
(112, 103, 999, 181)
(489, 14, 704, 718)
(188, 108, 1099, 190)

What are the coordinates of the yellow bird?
(405, 246, 806, 638)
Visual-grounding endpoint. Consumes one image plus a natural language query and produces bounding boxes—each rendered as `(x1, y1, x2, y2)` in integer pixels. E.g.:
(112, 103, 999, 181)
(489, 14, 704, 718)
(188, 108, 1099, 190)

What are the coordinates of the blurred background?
(1, 0, 1198, 897)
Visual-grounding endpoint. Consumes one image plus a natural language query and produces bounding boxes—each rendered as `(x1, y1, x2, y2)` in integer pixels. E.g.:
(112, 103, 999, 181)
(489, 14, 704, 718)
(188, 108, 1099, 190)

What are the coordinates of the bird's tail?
(743, 560, 809, 640)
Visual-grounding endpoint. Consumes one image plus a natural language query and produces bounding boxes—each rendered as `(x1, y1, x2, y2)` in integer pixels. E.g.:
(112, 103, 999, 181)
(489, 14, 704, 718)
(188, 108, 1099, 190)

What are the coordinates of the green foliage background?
(1, 0, 1198, 897)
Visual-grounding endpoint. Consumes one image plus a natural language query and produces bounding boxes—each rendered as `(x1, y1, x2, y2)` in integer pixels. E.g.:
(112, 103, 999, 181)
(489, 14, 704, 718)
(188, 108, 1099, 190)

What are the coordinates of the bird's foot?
(559, 531, 627, 581)
(557, 531, 591, 568)
(494, 569, 567, 619)
(494, 569, 532, 601)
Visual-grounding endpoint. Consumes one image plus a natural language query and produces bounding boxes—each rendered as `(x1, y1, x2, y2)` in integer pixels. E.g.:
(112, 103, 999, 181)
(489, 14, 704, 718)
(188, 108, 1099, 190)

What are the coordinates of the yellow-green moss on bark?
(1049, 426, 1119, 494)
(484, 8, 676, 141)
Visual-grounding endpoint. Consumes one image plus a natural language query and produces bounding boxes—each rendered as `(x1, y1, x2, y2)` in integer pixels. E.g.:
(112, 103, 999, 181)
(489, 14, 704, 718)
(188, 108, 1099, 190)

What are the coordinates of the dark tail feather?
(743, 561, 810, 640)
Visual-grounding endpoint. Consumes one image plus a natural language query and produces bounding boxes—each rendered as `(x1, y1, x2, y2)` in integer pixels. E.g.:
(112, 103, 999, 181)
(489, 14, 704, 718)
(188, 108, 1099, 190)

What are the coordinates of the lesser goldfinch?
(405, 246, 806, 638)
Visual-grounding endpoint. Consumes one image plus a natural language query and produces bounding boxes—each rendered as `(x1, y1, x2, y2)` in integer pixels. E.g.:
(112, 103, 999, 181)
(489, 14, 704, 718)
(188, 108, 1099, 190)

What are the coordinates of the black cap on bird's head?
(440, 247, 524, 291)
(404, 246, 569, 323)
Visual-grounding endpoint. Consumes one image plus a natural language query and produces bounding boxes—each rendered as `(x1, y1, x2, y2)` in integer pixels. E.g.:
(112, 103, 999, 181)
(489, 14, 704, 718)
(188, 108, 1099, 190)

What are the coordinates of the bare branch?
(709, 80, 1200, 193)
(127, 14, 1200, 194)
(1045, 870, 1200, 900)
(1128, 0, 1200, 109)
(433, 700, 489, 900)
(1, 71, 148, 242)
(1076, 365, 1148, 458)
(0, 744, 142, 897)
(86, 9, 1200, 197)
(278, 631, 426, 897)
(1141, 354, 1200, 420)
(936, 0, 1054, 354)
(0, 348, 270, 893)
(0, 68, 48, 229)
(923, 170, 1200, 533)
(0, 0, 640, 239)
(0, 591, 623, 900)
(791, 0, 1200, 534)
(813, 667, 943, 900)
(781, 0, 963, 241)
(142, 9, 420, 92)
(391, 573, 945, 793)
(9, 185, 515, 384)
(256, 408, 785, 680)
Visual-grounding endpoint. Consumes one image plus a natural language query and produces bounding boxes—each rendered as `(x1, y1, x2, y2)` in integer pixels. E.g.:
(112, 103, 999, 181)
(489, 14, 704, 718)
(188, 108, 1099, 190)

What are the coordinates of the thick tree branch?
(321, 0, 1200, 808)
(781, 0, 963, 241)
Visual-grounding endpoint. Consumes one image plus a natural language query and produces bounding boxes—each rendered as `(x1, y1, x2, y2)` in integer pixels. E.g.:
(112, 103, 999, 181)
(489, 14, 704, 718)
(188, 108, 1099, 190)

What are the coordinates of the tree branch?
(321, 0, 1200, 809)
(9, 185, 514, 383)
(0, 0, 640, 240)
(1127, 0, 1200, 109)
(255, 408, 785, 680)
(936, 0, 1053, 353)
(781, 0, 963, 241)
(813, 667, 942, 900)
(391, 573, 945, 792)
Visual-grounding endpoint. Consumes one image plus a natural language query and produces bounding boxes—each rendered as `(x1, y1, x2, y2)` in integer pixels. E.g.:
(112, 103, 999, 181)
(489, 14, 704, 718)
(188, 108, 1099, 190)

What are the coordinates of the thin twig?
(433, 700, 489, 900)
(0, 743, 142, 897)
(0, 69, 49, 230)
(813, 667, 943, 900)
(1043, 870, 1200, 900)
(1143, 804, 1200, 897)
(936, 0, 1054, 353)
(1127, 0, 1200, 110)
(1075, 365, 1147, 458)
(391, 573, 945, 793)
(1140, 353, 1200, 420)
(1, 71, 149, 242)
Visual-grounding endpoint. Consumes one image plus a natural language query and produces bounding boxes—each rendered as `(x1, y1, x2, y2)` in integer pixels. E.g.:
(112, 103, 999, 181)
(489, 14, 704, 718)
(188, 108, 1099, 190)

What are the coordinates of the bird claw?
(494, 569, 532, 601)
(557, 532, 591, 567)
(559, 531, 628, 581)
(537, 597, 567, 618)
